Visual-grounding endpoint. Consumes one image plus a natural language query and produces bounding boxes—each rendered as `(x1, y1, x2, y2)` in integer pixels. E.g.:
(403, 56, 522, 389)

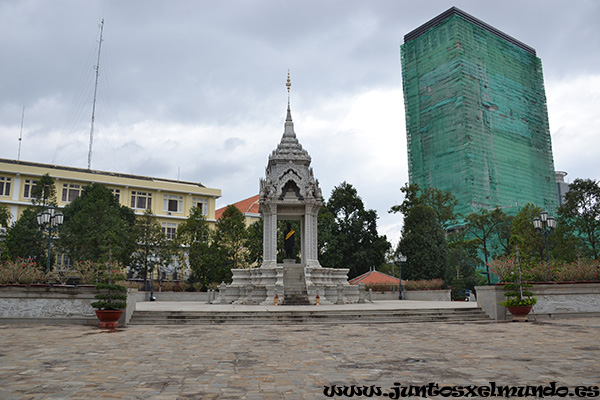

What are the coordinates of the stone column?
(304, 203, 320, 267)
(300, 216, 306, 265)
(261, 204, 278, 268)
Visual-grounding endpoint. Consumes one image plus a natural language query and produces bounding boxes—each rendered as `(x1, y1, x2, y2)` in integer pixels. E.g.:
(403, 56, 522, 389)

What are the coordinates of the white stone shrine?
(215, 77, 358, 305)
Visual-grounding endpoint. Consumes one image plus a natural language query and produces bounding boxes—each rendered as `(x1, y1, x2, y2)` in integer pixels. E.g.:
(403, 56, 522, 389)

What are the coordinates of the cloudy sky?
(1, 0, 599, 246)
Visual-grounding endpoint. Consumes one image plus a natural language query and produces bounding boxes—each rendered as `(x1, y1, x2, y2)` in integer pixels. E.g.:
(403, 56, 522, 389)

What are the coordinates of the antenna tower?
(18, 105, 24, 162)
(88, 18, 104, 170)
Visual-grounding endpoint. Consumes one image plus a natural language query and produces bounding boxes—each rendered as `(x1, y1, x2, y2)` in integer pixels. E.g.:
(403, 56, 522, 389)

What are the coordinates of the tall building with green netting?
(401, 7, 558, 222)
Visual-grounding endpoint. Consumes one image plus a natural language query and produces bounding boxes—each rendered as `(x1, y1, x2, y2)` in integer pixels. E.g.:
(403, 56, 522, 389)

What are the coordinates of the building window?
(0, 177, 11, 197)
(162, 222, 177, 240)
(163, 194, 183, 213)
(109, 188, 121, 203)
(23, 179, 36, 198)
(193, 197, 208, 216)
(61, 184, 81, 203)
(131, 191, 152, 210)
(56, 254, 73, 270)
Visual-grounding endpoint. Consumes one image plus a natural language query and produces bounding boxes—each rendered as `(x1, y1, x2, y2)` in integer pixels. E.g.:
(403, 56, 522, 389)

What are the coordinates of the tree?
(549, 223, 580, 263)
(31, 173, 57, 207)
(465, 208, 507, 284)
(177, 207, 214, 287)
(0, 204, 9, 261)
(4, 208, 46, 265)
(397, 203, 447, 280)
(130, 210, 169, 286)
(0, 203, 9, 229)
(214, 205, 248, 272)
(510, 203, 546, 263)
(495, 212, 514, 256)
(245, 219, 263, 267)
(390, 183, 458, 229)
(558, 178, 600, 260)
(445, 233, 484, 292)
(319, 182, 390, 278)
(4, 174, 57, 266)
(60, 183, 136, 264)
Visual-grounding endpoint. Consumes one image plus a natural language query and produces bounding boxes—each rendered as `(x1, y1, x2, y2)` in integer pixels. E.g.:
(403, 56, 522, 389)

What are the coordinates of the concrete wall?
(476, 283, 600, 320)
(136, 291, 210, 302)
(0, 286, 138, 326)
(404, 289, 451, 301)
(369, 289, 452, 301)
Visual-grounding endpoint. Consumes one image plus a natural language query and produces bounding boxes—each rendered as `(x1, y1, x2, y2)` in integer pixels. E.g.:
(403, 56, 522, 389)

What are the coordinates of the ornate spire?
(283, 70, 295, 139)
(286, 70, 292, 122)
(266, 71, 311, 166)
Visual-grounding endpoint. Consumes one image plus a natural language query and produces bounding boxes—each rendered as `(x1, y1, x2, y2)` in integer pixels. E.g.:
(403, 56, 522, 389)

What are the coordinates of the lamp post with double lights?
(532, 210, 556, 280)
(36, 206, 64, 276)
(395, 253, 407, 300)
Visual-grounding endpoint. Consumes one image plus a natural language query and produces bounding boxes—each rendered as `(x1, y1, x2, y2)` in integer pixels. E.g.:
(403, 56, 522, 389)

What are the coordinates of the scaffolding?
(401, 12, 558, 221)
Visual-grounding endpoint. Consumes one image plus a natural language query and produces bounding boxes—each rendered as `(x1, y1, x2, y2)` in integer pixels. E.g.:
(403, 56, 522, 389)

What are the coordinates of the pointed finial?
(286, 70, 291, 93)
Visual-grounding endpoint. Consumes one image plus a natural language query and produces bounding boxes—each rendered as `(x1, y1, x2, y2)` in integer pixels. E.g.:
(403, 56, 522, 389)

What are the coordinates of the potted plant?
(91, 264, 127, 329)
(500, 266, 537, 321)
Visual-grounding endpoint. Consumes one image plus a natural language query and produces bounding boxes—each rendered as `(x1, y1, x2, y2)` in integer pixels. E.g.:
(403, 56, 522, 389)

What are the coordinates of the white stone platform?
(214, 262, 360, 305)
(135, 299, 479, 312)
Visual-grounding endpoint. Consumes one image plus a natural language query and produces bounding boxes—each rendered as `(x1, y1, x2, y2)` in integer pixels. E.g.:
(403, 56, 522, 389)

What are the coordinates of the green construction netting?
(401, 14, 558, 222)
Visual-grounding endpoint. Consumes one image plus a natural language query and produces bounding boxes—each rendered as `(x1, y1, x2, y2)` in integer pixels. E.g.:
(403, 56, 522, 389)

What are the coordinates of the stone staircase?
(129, 307, 491, 325)
(282, 265, 310, 305)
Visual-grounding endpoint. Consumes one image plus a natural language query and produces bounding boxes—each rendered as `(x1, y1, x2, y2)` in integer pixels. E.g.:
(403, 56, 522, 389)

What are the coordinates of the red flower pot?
(506, 305, 533, 320)
(95, 310, 124, 329)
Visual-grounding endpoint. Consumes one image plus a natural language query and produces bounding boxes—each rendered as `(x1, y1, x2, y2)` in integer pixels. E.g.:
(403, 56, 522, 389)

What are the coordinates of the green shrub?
(90, 263, 127, 310)
(550, 260, 599, 282)
(404, 278, 444, 290)
(0, 259, 47, 284)
(491, 256, 600, 283)
(499, 268, 537, 308)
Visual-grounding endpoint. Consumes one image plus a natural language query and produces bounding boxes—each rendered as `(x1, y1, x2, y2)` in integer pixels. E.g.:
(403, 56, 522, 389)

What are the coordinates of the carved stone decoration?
(214, 93, 357, 305)
(258, 105, 324, 270)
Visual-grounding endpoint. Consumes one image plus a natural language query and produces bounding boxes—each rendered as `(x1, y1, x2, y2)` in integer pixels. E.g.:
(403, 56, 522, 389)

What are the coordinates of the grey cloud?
(1, 0, 599, 243)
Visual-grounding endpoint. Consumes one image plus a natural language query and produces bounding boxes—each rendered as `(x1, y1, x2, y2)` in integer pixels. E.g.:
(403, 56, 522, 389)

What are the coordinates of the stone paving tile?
(0, 319, 598, 399)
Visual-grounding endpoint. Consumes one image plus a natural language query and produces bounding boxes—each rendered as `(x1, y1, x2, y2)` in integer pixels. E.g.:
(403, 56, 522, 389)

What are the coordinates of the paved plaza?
(0, 317, 599, 399)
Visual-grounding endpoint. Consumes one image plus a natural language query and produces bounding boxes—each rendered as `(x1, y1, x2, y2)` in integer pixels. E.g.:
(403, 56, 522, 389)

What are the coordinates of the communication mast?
(88, 18, 104, 170)
(17, 105, 24, 162)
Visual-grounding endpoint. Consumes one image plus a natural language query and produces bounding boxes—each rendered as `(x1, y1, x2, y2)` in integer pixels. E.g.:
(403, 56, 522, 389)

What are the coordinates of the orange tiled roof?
(215, 194, 260, 220)
(349, 270, 400, 286)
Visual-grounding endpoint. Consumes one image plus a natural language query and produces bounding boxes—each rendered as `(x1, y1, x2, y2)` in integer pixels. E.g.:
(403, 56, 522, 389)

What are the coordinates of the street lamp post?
(533, 210, 556, 280)
(36, 206, 64, 277)
(395, 253, 407, 300)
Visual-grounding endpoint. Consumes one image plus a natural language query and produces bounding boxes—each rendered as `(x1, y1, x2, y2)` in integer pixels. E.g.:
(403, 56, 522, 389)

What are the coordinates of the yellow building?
(0, 158, 221, 238)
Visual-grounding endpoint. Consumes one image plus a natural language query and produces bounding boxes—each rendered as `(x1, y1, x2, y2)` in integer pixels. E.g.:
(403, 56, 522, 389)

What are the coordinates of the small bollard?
(358, 283, 366, 303)
(212, 282, 227, 304)
(368, 288, 373, 303)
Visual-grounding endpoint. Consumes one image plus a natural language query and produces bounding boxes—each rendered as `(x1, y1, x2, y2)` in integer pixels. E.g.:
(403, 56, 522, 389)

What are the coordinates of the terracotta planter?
(95, 310, 124, 329)
(506, 305, 533, 321)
